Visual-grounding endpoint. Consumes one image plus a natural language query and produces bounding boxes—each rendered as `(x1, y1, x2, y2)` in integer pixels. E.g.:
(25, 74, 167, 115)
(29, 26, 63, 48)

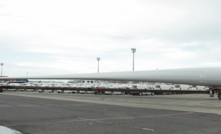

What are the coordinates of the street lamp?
(131, 48, 136, 71)
(0, 63, 3, 77)
(97, 58, 100, 73)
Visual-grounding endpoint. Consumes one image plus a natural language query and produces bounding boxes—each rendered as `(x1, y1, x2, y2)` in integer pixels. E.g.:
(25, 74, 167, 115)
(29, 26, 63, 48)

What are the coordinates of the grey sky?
(0, 0, 221, 77)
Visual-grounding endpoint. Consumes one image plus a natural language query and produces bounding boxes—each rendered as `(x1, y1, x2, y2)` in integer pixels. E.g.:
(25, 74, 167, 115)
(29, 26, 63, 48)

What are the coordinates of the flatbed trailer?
(1, 86, 221, 100)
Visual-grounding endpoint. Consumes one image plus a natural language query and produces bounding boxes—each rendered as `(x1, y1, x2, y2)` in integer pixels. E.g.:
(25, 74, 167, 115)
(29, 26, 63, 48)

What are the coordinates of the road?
(0, 92, 221, 134)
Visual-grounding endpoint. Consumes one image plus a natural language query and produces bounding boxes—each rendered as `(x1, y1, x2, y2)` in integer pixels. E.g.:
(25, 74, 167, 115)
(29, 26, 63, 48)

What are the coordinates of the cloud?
(0, 0, 221, 77)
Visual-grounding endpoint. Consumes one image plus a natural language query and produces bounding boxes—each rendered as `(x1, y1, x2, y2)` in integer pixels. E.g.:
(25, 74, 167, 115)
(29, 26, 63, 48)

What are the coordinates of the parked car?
(104, 91, 112, 95)
(173, 84, 191, 90)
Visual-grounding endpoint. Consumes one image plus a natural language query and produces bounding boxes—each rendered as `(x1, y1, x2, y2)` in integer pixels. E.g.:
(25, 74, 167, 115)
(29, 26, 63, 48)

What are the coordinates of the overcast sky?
(0, 0, 221, 77)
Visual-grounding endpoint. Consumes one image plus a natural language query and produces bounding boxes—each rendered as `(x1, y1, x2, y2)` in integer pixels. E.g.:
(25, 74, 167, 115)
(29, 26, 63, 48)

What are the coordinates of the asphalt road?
(0, 92, 221, 134)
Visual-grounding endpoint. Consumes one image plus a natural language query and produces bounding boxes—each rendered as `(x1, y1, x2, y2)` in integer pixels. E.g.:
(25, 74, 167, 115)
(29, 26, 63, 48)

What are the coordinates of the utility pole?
(0, 63, 3, 76)
(97, 58, 100, 73)
(131, 48, 136, 71)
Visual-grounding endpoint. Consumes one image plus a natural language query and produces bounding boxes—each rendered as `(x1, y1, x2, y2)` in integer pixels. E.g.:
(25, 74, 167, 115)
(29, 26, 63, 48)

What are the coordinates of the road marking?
(142, 128, 154, 131)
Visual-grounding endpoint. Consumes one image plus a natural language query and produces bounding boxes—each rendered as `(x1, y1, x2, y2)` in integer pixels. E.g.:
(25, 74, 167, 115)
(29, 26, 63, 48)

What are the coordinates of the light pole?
(97, 58, 100, 73)
(0, 63, 3, 77)
(131, 48, 136, 71)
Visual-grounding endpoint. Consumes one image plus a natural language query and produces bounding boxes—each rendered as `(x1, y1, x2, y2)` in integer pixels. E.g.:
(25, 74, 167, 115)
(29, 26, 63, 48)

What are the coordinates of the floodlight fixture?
(131, 48, 136, 53)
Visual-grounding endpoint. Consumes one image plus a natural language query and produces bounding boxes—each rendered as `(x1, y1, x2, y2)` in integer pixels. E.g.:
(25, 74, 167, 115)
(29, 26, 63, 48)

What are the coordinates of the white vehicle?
(104, 91, 112, 95)
(23, 83, 34, 87)
(84, 84, 92, 88)
(38, 89, 52, 93)
(135, 84, 155, 89)
(0, 83, 6, 86)
(173, 85, 191, 90)
(126, 84, 137, 89)
(79, 90, 86, 94)
(38, 89, 43, 93)
(197, 86, 209, 91)
(7, 89, 17, 91)
(189, 85, 209, 91)
(64, 90, 73, 93)
(39, 84, 49, 87)
(8, 83, 21, 87)
(62, 90, 78, 94)
(7, 83, 21, 92)
(190, 85, 198, 90)
(18, 89, 25, 91)
(57, 90, 64, 93)
(8, 83, 20, 91)
(144, 84, 155, 89)
(71, 90, 78, 93)
(152, 84, 174, 94)
(120, 84, 128, 89)
(90, 84, 98, 88)
(112, 91, 123, 95)
(141, 92, 153, 95)
(44, 90, 54, 93)
(153, 84, 174, 90)
(136, 84, 148, 89)
(26, 89, 35, 92)
(108, 84, 116, 89)
(130, 90, 154, 95)
(86, 91, 94, 94)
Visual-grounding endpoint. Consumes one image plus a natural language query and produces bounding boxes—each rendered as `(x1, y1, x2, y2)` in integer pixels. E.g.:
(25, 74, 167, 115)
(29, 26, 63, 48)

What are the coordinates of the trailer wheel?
(218, 92, 221, 100)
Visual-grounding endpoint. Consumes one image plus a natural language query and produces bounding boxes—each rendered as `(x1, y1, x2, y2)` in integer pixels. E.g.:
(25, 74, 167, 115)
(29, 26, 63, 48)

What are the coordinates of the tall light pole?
(97, 58, 100, 73)
(0, 63, 3, 77)
(131, 48, 136, 71)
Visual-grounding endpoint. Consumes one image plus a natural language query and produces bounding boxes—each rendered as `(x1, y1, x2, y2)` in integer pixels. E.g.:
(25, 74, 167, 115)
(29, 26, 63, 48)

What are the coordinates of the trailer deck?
(1, 86, 221, 100)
